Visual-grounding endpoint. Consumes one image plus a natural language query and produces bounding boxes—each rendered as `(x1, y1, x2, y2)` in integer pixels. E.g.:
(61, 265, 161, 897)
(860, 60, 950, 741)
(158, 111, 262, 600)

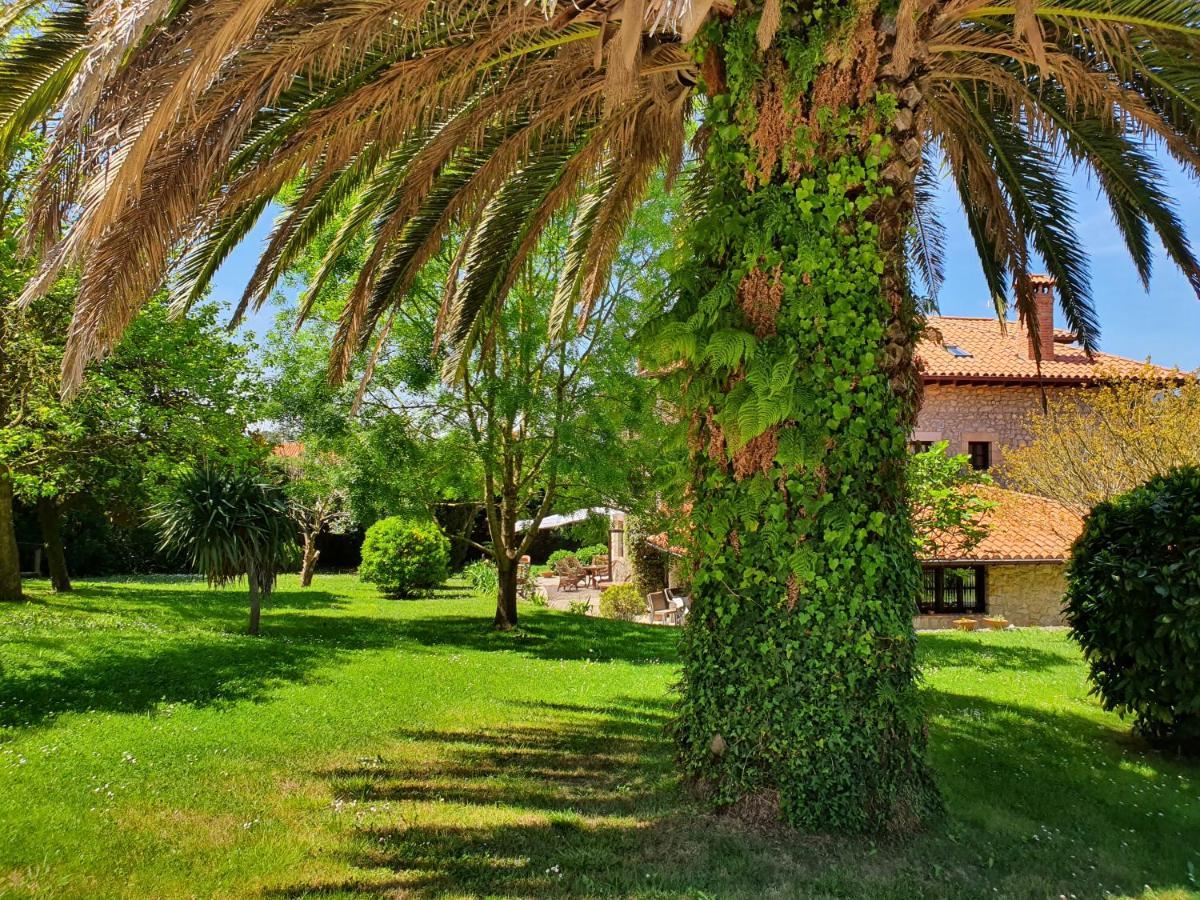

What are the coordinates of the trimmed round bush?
(599, 583, 645, 621)
(1065, 467, 1200, 750)
(359, 517, 450, 596)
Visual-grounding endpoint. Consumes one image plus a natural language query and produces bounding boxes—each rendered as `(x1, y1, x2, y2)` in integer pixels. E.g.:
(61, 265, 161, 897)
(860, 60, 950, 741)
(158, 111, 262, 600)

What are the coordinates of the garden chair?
(665, 587, 690, 622)
(647, 590, 678, 625)
(555, 557, 586, 592)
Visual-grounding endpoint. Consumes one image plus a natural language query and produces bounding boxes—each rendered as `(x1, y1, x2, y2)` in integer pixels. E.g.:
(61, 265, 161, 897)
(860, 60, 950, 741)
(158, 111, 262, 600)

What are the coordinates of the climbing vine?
(654, 2, 940, 833)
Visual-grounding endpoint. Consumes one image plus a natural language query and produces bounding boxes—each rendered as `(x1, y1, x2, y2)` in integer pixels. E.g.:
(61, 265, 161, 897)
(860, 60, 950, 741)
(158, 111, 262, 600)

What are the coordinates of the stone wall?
(914, 383, 1080, 469)
(987, 563, 1068, 626)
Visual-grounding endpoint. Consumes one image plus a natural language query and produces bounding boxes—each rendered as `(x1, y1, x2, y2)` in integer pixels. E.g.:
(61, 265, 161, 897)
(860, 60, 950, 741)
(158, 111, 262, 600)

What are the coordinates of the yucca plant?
(5, 0, 1200, 831)
(155, 466, 296, 635)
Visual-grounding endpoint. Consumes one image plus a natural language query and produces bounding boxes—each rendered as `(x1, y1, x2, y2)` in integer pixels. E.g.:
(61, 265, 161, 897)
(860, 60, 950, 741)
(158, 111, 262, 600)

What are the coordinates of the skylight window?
(944, 344, 972, 358)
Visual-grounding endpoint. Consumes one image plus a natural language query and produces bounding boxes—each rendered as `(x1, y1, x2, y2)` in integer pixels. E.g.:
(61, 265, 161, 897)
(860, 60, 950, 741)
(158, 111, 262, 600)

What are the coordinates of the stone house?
(911, 276, 1170, 626)
(644, 276, 1171, 626)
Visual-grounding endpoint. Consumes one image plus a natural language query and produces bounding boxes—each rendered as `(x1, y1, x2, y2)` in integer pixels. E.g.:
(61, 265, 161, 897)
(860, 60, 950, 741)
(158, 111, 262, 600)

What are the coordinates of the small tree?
(908, 443, 994, 559)
(154, 466, 295, 635)
(1065, 467, 1200, 752)
(276, 448, 351, 587)
(1004, 370, 1200, 509)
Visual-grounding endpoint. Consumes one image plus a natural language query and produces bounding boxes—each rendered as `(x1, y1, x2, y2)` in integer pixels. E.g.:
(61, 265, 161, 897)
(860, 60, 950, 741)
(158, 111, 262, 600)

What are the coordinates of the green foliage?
(1065, 467, 1200, 750)
(627, 515, 670, 598)
(664, 12, 938, 832)
(359, 517, 450, 597)
(545, 550, 577, 569)
(566, 598, 591, 616)
(154, 466, 296, 589)
(908, 442, 994, 557)
(462, 559, 498, 599)
(574, 544, 608, 565)
(599, 583, 645, 622)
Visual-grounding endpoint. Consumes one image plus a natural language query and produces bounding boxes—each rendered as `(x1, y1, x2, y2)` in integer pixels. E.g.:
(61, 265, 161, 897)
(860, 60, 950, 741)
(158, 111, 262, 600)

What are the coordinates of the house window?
(968, 440, 991, 471)
(944, 344, 972, 358)
(920, 566, 987, 614)
(910, 440, 933, 454)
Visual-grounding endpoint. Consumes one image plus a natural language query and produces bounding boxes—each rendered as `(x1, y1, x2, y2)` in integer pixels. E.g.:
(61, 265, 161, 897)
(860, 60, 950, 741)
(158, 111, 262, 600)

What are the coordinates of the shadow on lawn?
(0, 584, 418, 729)
(0, 584, 675, 731)
(394, 611, 680, 664)
(917, 631, 1073, 673)
(264, 695, 1198, 899)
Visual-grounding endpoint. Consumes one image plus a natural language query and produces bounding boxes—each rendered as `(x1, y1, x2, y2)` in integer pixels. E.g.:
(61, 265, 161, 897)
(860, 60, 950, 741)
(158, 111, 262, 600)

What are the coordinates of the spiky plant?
(155, 466, 296, 635)
(5, 0, 1200, 831)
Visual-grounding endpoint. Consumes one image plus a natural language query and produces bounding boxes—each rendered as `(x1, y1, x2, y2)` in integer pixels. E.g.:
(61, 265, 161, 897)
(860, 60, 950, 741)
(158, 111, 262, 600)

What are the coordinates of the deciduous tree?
(1004, 370, 1200, 509)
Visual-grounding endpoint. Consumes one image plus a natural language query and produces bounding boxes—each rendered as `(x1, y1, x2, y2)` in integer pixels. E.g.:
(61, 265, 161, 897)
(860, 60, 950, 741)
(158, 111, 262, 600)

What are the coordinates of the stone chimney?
(1026, 276, 1056, 362)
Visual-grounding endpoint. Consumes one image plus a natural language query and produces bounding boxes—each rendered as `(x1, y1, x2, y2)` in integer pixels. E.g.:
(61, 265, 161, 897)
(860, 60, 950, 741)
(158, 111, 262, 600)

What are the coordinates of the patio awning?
(517, 507, 624, 532)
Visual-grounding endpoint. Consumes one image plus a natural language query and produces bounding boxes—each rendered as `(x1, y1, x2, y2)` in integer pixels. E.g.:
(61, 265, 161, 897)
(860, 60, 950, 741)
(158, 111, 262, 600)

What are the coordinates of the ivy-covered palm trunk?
(671, 8, 939, 833)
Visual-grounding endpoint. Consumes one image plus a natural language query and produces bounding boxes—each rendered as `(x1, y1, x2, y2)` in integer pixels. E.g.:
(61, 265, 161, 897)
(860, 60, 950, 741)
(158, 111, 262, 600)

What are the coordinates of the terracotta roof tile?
(271, 441, 305, 458)
(924, 486, 1083, 564)
(918, 315, 1173, 382)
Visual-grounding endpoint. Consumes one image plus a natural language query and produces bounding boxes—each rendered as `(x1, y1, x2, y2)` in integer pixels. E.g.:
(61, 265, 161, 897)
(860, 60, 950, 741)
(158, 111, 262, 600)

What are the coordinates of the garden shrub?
(1065, 466, 1200, 750)
(462, 559, 498, 598)
(546, 549, 576, 569)
(627, 515, 669, 597)
(575, 544, 608, 565)
(599, 583, 645, 621)
(566, 598, 591, 616)
(359, 517, 450, 596)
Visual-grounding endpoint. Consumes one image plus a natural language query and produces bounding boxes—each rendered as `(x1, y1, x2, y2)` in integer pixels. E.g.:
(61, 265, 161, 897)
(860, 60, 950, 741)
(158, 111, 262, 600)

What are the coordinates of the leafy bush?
(575, 544, 608, 565)
(566, 598, 591, 615)
(545, 549, 576, 569)
(1065, 467, 1200, 750)
(599, 583, 645, 621)
(462, 559, 498, 598)
(627, 515, 669, 597)
(359, 517, 450, 596)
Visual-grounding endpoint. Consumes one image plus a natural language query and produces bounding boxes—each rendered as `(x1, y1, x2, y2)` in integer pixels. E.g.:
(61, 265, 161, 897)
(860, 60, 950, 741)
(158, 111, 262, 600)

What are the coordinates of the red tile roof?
(271, 441, 305, 458)
(923, 486, 1082, 564)
(918, 316, 1173, 383)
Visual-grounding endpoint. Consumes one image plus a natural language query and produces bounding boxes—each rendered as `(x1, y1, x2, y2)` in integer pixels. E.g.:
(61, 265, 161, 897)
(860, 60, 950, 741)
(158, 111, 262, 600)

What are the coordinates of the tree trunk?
(36, 497, 72, 593)
(247, 576, 262, 636)
(0, 469, 21, 602)
(493, 556, 519, 630)
(672, 9, 938, 834)
(300, 531, 320, 587)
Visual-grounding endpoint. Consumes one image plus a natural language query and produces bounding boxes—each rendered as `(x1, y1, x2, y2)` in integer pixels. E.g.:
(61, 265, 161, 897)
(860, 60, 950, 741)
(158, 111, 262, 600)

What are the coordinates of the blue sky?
(210, 155, 1200, 371)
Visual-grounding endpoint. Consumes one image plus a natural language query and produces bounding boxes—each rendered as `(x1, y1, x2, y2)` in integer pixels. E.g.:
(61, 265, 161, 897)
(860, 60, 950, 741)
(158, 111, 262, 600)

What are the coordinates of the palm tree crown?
(2, 0, 1199, 389)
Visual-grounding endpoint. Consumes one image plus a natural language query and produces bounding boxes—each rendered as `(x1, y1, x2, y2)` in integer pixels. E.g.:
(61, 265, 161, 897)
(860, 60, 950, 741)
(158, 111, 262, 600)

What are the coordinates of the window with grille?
(919, 566, 986, 614)
(968, 441, 991, 471)
(910, 440, 933, 454)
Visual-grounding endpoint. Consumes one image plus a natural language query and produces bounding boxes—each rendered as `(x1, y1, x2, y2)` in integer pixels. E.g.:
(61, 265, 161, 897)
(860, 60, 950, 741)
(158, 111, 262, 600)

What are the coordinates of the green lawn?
(0, 575, 1196, 899)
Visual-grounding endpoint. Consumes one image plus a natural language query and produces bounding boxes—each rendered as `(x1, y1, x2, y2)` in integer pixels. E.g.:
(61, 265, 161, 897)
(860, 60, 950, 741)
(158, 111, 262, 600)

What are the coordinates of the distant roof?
(516, 507, 624, 532)
(924, 486, 1083, 565)
(919, 316, 1174, 384)
(272, 441, 305, 458)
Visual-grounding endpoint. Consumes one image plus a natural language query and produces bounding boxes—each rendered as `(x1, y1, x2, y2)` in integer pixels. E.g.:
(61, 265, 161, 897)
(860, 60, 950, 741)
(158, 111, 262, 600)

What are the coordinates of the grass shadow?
(394, 610, 680, 665)
(262, 691, 1198, 899)
(0, 584, 412, 730)
(918, 631, 1074, 673)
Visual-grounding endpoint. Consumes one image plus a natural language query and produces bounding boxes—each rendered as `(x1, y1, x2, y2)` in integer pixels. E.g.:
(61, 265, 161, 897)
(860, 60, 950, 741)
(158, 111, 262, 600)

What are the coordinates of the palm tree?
(5, 0, 1200, 832)
(155, 466, 295, 635)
